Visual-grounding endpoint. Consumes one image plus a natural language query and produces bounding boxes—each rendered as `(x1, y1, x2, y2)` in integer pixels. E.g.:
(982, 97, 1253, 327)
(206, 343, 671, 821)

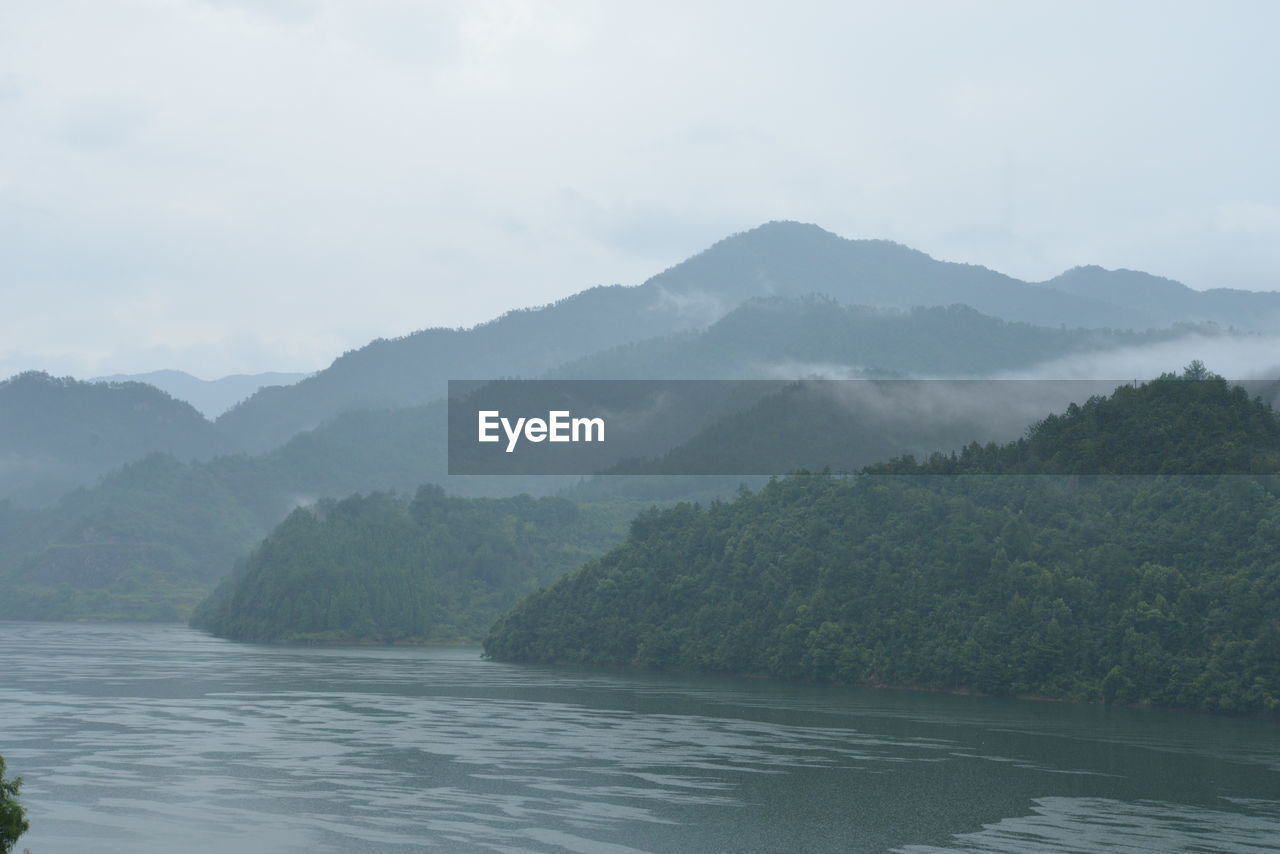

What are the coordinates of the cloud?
(1, 1, 1278, 377)
(999, 333, 1280, 383)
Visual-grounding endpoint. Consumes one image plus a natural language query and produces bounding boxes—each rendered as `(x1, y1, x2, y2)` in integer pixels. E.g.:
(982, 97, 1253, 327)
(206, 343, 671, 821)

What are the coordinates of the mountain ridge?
(89, 370, 311, 419)
(210, 221, 1280, 454)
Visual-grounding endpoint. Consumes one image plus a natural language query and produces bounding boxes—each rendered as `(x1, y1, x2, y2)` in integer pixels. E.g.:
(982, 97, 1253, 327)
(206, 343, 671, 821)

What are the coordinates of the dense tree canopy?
(191, 487, 636, 643)
(485, 472, 1280, 716)
(486, 372, 1280, 716)
(866, 365, 1280, 475)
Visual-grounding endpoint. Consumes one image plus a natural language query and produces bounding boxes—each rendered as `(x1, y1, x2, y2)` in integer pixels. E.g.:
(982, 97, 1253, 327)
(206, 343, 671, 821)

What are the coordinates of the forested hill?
(191, 487, 636, 643)
(484, 372, 1280, 716)
(866, 364, 1280, 475)
(0, 372, 228, 505)
(2, 305, 1212, 623)
(601, 357, 1266, 478)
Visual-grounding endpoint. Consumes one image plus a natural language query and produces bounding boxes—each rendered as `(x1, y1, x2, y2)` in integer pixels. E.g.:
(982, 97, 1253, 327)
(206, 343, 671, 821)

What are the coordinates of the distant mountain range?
(11, 221, 1280, 468)
(545, 298, 1206, 380)
(211, 221, 1280, 454)
(4, 220, 1280, 621)
(90, 370, 310, 419)
(1038, 264, 1280, 329)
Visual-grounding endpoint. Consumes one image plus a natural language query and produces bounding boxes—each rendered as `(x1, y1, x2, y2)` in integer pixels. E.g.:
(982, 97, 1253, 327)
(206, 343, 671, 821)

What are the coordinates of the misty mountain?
(674, 222, 1280, 332)
(212, 221, 1280, 455)
(0, 303, 1143, 619)
(0, 402, 571, 622)
(867, 366, 1280, 475)
(214, 283, 713, 454)
(0, 453, 262, 621)
(547, 298, 1205, 380)
(647, 221, 1152, 328)
(204, 369, 1280, 655)
(607, 365, 1280, 478)
(1039, 266, 1280, 331)
(90, 369, 310, 419)
(0, 372, 229, 506)
(4, 300, 1270, 621)
(8, 211, 1280, 622)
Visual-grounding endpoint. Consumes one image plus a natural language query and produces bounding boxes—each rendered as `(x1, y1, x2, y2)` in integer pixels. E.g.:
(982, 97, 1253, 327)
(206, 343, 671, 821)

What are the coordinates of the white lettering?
(572, 416, 605, 442)
(478, 411, 500, 443)
(549, 410, 571, 442)
(481, 410, 605, 453)
(502, 416, 526, 453)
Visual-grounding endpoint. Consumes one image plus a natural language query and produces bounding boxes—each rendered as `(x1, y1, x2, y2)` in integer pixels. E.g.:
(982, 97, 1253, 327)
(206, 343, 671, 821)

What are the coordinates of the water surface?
(1, 622, 1277, 853)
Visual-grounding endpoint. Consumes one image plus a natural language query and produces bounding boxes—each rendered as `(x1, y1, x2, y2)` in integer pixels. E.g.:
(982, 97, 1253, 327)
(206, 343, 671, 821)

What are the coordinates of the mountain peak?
(1042, 265, 1194, 301)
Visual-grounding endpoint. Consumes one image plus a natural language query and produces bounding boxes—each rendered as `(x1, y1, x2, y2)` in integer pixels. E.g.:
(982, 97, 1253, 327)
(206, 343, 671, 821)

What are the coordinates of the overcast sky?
(2, 1, 1278, 380)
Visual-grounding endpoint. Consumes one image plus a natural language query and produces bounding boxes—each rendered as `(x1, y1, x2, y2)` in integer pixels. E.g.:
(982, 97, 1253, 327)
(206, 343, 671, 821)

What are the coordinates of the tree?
(0, 755, 28, 854)
(1183, 359, 1209, 380)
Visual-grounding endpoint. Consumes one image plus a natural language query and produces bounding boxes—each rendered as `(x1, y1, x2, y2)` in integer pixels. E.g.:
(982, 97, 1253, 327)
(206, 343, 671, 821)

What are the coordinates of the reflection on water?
(1, 622, 1277, 853)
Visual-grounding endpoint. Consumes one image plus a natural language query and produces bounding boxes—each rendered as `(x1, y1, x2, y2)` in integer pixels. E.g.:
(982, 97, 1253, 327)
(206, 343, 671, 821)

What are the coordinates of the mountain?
(214, 283, 712, 453)
(211, 221, 1280, 455)
(0, 400, 578, 623)
(610, 362, 1280, 477)
(546, 298, 1202, 380)
(1, 301, 1265, 622)
(89, 370, 310, 418)
(690, 222, 1280, 332)
(8, 219, 1280, 624)
(866, 365, 1280, 475)
(484, 371, 1280, 717)
(4, 304, 1230, 622)
(209, 372, 1275, 647)
(0, 372, 229, 506)
(190, 487, 638, 643)
(1039, 266, 1280, 331)
(645, 221, 1149, 328)
(0, 453, 262, 621)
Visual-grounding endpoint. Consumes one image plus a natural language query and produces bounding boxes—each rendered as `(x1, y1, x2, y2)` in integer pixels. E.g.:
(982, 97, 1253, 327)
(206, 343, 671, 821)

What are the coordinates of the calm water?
(1, 623, 1278, 853)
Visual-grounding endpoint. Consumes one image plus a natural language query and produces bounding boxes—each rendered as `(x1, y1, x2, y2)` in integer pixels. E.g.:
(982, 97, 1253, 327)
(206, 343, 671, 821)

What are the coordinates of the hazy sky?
(3, 1, 1278, 379)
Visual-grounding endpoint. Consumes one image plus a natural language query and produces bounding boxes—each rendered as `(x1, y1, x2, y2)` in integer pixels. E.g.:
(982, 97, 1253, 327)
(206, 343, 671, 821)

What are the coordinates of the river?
(1, 622, 1277, 853)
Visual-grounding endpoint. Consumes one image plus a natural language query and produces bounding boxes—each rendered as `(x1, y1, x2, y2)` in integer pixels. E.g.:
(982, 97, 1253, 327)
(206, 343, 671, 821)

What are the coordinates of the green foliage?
(0, 755, 28, 854)
(0, 453, 263, 621)
(486, 376, 1280, 716)
(191, 488, 634, 643)
(486, 473, 1280, 716)
(866, 367, 1280, 475)
(0, 404, 562, 622)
